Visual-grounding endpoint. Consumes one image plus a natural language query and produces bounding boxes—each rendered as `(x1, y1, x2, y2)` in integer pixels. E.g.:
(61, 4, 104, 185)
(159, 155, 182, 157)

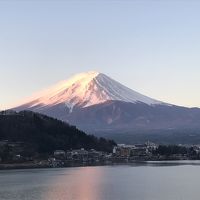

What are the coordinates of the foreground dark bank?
(0, 110, 116, 163)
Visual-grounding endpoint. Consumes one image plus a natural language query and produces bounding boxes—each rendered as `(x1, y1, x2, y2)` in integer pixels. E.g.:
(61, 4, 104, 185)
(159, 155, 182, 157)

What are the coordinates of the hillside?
(0, 110, 116, 154)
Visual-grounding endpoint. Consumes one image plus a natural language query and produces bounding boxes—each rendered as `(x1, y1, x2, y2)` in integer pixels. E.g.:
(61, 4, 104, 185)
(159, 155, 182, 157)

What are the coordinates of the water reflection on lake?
(0, 161, 200, 200)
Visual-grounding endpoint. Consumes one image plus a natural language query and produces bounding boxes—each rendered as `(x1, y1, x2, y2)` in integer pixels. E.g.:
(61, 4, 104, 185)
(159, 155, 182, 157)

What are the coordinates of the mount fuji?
(15, 71, 165, 110)
(13, 71, 200, 143)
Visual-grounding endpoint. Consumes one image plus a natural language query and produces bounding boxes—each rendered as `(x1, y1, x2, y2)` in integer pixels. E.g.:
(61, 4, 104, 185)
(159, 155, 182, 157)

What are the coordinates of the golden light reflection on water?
(42, 167, 104, 200)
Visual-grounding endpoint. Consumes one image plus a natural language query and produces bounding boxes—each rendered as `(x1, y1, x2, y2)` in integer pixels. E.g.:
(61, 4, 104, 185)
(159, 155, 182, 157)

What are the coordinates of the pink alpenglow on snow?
(16, 71, 166, 113)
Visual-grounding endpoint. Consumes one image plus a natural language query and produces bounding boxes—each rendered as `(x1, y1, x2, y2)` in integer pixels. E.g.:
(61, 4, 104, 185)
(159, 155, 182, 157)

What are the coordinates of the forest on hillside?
(0, 111, 116, 154)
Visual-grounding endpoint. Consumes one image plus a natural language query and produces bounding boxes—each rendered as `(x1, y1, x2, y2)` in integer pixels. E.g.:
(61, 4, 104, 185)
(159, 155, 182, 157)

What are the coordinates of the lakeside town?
(1, 139, 200, 169)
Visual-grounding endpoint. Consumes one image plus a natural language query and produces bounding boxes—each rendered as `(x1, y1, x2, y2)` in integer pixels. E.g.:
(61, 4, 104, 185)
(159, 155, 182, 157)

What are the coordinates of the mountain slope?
(66, 101, 200, 131)
(0, 111, 116, 153)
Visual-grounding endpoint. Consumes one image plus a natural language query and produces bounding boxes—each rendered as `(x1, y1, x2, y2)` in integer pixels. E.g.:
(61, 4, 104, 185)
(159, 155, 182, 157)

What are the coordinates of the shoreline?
(1, 160, 200, 170)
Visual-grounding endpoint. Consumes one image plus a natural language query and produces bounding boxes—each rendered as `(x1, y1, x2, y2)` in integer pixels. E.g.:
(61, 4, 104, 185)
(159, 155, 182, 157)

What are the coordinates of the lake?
(0, 161, 200, 200)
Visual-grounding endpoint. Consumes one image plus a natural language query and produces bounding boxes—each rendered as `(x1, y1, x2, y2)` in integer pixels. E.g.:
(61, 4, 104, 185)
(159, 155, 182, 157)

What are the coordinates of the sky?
(1, 0, 200, 109)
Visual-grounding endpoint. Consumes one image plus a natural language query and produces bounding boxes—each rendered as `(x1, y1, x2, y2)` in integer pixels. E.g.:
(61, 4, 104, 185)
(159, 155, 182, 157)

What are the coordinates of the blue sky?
(1, 1, 200, 109)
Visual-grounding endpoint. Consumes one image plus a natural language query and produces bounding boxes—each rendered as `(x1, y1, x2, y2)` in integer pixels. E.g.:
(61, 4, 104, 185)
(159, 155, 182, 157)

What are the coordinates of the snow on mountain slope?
(15, 71, 166, 112)
(93, 72, 163, 106)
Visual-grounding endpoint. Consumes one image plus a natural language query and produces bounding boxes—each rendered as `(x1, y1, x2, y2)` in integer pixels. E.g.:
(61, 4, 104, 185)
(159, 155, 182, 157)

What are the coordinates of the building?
(54, 150, 66, 159)
(70, 148, 89, 161)
(113, 144, 134, 158)
(113, 144, 151, 158)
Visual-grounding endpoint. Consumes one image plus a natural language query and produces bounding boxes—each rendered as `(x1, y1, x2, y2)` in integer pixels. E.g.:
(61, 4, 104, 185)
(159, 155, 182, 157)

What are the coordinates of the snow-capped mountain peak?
(16, 71, 165, 112)
(13, 71, 200, 141)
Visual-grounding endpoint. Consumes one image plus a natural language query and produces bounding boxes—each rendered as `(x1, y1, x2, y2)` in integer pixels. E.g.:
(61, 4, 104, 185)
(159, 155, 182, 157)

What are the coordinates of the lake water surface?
(0, 161, 200, 200)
